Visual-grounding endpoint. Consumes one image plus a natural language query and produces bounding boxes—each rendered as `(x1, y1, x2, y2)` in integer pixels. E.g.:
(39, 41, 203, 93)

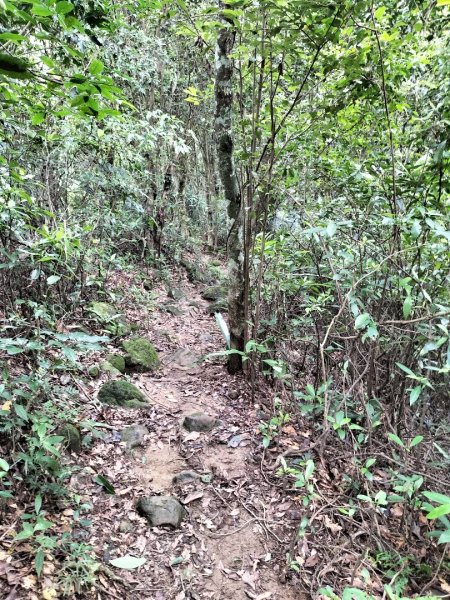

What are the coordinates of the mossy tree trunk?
(214, 18, 245, 374)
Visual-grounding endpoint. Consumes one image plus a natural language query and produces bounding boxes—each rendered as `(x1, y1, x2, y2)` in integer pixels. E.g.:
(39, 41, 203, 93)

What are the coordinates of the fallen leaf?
(305, 552, 320, 567)
(110, 555, 146, 569)
(183, 491, 204, 504)
(324, 515, 342, 534)
(241, 570, 258, 591)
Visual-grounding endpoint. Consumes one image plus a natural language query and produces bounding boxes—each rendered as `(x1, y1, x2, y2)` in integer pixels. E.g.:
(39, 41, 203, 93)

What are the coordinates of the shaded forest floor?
(0, 260, 304, 599)
(77, 266, 302, 600)
(1, 257, 449, 599)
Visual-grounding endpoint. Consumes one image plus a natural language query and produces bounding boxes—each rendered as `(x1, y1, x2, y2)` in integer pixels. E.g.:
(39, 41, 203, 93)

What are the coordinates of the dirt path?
(75, 271, 302, 600)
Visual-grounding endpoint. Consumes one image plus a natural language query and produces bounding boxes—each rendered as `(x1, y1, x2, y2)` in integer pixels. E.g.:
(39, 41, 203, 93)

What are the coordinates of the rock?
(180, 258, 207, 283)
(89, 302, 131, 336)
(88, 365, 100, 378)
(59, 424, 81, 454)
(98, 381, 148, 408)
(182, 412, 217, 433)
(119, 520, 133, 534)
(100, 361, 122, 376)
(163, 304, 183, 317)
(136, 496, 186, 528)
(166, 348, 198, 369)
(106, 353, 126, 373)
(122, 337, 160, 372)
(172, 471, 201, 485)
(207, 299, 228, 315)
(168, 288, 184, 300)
(121, 424, 149, 448)
(201, 285, 226, 301)
(228, 390, 239, 400)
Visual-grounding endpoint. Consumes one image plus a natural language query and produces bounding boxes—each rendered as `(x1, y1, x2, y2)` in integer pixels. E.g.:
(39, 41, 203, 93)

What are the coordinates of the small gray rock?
(121, 424, 149, 448)
(182, 412, 217, 433)
(168, 288, 184, 300)
(163, 303, 183, 316)
(119, 520, 133, 533)
(137, 496, 186, 528)
(172, 471, 201, 485)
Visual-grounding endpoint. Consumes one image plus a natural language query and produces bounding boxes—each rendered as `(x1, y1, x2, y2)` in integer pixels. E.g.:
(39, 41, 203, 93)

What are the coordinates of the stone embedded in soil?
(106, 353, 126, 373)
(100, 361, 121, 376)
(118, 520, 133, 533)
(89, 301, 131, 336)
(121, 424, 149, 448)
(98, 380, 148, 408)
(168, 288, 184, 300)
(88, 365, 100, 378)
(182, 412, 217, 433)
(59, 423, 82, 454)
(163, 303, 183, 317)
(136, 496, 186, 528)
(172, 470, 201, 485)
(201, 285, 226, 301)
(122, 337, 160, 372)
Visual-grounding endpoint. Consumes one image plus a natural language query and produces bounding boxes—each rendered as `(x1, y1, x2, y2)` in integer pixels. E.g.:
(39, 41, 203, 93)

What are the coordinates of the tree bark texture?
(214, 24, 245, 374)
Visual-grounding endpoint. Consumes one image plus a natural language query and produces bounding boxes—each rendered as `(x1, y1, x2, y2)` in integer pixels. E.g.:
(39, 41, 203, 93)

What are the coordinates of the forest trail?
(74, 266, 302, 600)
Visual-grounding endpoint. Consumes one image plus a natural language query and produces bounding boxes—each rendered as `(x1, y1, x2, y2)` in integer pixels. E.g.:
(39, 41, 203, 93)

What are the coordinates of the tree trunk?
(214, 21, 245, 374)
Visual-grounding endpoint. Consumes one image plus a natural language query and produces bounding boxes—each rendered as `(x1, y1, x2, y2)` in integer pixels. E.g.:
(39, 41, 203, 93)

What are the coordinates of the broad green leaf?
(403, 296, 412, 318)
(0, 459, 9, 472)
(409, 385, 422, 405)
(304, 459, 315, 480)
(423, 491, 450, 505)
(355, 313, 371, 330)
(47, 275, 60, 285)
(94, 474, 115, 494)
(14, 404, 29, 421)
(410, 435, 423, 448)
(438, 530, 450, 543)
(35, 548, 45, 577)
(437, 0, 450, 5)
(56, 1, 74, 14)
(387, 433, 405, 448)
(35, 495, 42, 515)
(32, 5, 53, 16)
(426, 504, 450, 519)
(89, 59, 104, 75)
(109, 555, 146, 569)
(374, 6, 386, 19)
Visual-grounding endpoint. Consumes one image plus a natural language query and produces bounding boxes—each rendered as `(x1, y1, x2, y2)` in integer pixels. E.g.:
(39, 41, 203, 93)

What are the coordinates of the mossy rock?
(89, 302, 131, 336)
(168, 288, 184, 300)
(180, 258, 208, 284)
(88, 365, 100, 378)
(201, 285, 226, 302)
(59, 424, 82, 454)
(162, 304, 183, 317)
(122, 337, 159, 372)
(207, 299, 228, 315)
(106, 353, 126, 373)
(98, 381, 148, 408)
(100, 361, 121, 376)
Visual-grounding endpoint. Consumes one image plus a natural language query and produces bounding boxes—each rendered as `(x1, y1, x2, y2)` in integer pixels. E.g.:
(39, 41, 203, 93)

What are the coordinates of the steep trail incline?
(72, 266, 303, 600)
